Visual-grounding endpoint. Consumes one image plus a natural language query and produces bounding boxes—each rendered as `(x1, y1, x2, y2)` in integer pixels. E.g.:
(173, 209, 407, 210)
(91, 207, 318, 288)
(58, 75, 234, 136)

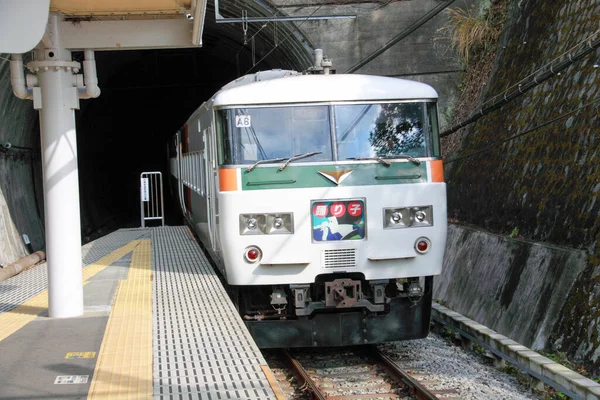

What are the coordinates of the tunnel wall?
(0, 55, 44, 267)
(438, 0, 600, 370)
(275, 0, 474, 126)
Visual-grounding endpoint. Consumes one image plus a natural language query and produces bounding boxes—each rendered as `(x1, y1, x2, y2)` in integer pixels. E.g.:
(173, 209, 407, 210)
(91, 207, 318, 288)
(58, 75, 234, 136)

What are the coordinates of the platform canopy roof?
(0, 0, 207, 53)
(50, 0, 196, 17)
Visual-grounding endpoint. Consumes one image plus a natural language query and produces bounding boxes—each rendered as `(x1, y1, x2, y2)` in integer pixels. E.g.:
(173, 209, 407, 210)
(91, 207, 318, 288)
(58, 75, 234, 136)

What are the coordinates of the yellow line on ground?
(82, 240, 142, 283)
(0, 240, 143, 343)
(88, 239, 153, 400)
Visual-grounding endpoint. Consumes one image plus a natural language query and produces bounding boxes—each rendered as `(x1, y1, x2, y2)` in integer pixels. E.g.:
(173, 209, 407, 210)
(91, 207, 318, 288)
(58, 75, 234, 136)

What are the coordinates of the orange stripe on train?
(430, 160, 444, 183)
(219, 168, 238, 191)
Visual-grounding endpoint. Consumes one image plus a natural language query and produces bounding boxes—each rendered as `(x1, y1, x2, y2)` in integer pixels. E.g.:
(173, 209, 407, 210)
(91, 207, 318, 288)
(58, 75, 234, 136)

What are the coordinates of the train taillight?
(415, 237, 431, 254)
(244, 246, 262, 263)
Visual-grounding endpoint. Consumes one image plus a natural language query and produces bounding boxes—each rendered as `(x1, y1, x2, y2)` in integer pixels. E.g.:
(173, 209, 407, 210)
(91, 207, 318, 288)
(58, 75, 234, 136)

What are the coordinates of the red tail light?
(415, 237, 431, 254)
(244, 246, 262, 263)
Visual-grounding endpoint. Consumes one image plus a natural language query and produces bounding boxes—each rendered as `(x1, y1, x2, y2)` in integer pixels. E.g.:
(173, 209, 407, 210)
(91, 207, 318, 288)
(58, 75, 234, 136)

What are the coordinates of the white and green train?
(169, 70, 447, 347)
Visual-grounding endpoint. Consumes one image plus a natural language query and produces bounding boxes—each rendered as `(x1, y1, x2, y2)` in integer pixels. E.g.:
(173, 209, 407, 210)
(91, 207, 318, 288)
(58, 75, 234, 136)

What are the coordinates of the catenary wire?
(244, 5, 324, 74)
(444, 98, 600, 165)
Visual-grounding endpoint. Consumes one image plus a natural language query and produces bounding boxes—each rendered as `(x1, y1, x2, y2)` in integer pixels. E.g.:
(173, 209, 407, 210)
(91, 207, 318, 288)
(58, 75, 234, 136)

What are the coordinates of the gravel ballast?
(379, 333, 538, 400)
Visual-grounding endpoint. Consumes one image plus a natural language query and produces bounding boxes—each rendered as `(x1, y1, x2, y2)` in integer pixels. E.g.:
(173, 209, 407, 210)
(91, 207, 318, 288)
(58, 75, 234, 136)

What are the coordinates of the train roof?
(212, 73, 438, 107)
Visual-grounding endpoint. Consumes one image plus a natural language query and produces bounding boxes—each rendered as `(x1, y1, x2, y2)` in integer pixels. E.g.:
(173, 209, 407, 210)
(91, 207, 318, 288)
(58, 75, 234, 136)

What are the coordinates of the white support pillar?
(36, 57, 83, 318)
(13, 13, 101, 318)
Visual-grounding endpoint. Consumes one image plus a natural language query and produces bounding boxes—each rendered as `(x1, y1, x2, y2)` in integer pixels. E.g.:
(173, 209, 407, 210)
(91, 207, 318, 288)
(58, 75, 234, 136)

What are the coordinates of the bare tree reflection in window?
(368, 103, 425, 157)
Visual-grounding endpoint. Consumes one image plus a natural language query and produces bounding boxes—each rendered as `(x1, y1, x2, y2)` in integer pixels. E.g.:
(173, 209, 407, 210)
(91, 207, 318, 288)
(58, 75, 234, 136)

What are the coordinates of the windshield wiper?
(347, 155, 421, 166)
(383, 154, 421, 166)
(246, 157, 287, 173)
(346, 157, 391, 167)
(279, 152, 322, 171)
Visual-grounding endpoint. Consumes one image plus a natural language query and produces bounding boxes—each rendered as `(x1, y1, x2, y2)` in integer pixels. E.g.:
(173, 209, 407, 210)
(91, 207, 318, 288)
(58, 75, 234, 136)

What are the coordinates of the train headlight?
(266, 213, 293, 234)
(239, 214, 266, 235)
(247, 218, 258, 230)
(384, 208, 409, 228)
(383, 206, 433, 229)
(240, 213, 294, 235)
(273, 217, 284, 228)
(411, 206, 433, 227)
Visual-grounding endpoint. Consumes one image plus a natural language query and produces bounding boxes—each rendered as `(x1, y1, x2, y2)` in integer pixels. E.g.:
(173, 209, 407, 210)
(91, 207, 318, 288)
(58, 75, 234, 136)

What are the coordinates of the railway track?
(270, 345, 454, 400)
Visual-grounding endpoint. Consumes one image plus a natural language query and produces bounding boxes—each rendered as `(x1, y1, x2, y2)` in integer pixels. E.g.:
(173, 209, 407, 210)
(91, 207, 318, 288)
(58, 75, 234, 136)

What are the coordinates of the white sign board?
(54, 375, 89, 384)
(0, 0, 50, 53)
(235, 115, 251, 128)
(141, 178, 149, 202)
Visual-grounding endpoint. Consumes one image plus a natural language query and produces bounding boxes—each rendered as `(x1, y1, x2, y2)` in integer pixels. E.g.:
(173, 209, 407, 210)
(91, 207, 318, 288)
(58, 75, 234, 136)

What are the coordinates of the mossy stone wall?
(445, 0, 600, 370)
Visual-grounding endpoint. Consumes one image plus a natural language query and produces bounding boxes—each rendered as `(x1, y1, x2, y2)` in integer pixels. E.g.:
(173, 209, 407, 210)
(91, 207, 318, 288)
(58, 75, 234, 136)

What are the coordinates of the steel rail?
(365, 345, 440, 400)
(281, 346, 440, 399)
(280, 348, 327, 400)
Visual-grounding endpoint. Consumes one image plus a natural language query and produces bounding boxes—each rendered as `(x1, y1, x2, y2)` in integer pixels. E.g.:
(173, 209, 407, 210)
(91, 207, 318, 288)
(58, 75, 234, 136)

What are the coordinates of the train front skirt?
(245, 278, 433, 348)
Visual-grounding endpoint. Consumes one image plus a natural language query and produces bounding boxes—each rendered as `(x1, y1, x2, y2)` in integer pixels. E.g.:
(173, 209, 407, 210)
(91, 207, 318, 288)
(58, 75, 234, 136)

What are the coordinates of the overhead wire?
(440, 29, 600, 138)
(345, 0, 459, 73)
(222, 0, 304, 75)
(444, 98, 600, 165)
(478, 29, 600, 112)
(244, 4, 324, 74)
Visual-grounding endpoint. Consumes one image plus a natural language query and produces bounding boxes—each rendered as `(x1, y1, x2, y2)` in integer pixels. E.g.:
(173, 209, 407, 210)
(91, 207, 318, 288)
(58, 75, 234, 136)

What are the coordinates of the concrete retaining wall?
(435, 224, 587, 350)
(443, 0, 600, 372)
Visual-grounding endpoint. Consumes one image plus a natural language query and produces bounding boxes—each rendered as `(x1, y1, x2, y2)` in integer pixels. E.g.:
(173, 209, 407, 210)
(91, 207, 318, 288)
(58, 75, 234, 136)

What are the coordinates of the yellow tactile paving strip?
(87, 239, 153, 400)
(0, 240, 143, 343)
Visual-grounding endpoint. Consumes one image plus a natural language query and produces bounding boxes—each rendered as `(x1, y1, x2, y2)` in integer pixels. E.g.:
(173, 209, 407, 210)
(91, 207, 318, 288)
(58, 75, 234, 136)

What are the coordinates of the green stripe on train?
(240, 162, 427, 190)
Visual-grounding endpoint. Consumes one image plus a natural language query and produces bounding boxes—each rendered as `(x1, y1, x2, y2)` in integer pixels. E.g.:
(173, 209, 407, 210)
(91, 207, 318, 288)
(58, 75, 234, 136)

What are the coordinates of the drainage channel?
(431, 303, 600, 400)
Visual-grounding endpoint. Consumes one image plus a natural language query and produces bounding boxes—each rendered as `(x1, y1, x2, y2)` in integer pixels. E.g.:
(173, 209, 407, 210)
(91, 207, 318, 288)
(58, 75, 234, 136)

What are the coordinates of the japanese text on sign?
(141, 178, 149, 202)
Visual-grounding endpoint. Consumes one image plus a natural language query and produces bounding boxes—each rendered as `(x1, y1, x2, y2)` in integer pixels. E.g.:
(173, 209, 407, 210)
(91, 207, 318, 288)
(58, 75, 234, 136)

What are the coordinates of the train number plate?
(311, 199, 366, 241)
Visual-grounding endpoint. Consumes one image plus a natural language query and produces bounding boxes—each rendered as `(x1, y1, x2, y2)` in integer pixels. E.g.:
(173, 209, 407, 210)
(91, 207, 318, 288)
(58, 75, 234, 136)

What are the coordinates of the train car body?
(168, 70, 447, 348)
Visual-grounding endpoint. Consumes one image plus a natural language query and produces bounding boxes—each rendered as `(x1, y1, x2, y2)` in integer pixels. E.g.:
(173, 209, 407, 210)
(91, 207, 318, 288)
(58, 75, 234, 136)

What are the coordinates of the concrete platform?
(0, 226, 283, 400)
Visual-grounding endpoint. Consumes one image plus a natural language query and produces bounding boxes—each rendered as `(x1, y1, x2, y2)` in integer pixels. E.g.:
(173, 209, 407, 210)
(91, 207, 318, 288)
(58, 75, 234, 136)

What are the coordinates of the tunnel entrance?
(72, 41, 311, 242)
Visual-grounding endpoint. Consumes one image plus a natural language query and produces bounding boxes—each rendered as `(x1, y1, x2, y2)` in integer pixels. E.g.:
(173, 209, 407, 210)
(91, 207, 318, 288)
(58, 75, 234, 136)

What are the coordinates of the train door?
(182, 124, 193, 220)
(200, 129, 211, 247)
(205, 125, 218, 251)
(176, 131, 186, 215)
(199, 110, 218, 253)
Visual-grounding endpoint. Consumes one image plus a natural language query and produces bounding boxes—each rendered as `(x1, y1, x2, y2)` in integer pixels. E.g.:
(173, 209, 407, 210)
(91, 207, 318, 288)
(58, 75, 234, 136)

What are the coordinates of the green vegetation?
(473, 343, 486, 355)
(433, 299, 449, 307)
(439, 1, 507, 64)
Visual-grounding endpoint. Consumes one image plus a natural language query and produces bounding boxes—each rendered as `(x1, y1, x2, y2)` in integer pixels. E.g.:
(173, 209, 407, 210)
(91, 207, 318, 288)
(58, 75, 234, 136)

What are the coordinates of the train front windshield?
(216, 102, 439, 165)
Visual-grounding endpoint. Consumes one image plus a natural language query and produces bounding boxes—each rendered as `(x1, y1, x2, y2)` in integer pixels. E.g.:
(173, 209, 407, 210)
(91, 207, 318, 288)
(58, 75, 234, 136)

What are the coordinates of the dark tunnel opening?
(71, 43, 310, 242)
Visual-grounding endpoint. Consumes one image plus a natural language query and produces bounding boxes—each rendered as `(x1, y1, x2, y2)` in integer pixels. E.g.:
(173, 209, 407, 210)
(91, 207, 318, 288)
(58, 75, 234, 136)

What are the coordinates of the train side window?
(426, 102, 441, 157)
(215, 110, 232, 164)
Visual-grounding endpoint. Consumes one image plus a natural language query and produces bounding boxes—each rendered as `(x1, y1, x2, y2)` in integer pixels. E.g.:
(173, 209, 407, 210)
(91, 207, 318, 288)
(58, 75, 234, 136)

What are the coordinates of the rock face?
(443, 0, 600, 371)
(0, 55, 44, 267)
